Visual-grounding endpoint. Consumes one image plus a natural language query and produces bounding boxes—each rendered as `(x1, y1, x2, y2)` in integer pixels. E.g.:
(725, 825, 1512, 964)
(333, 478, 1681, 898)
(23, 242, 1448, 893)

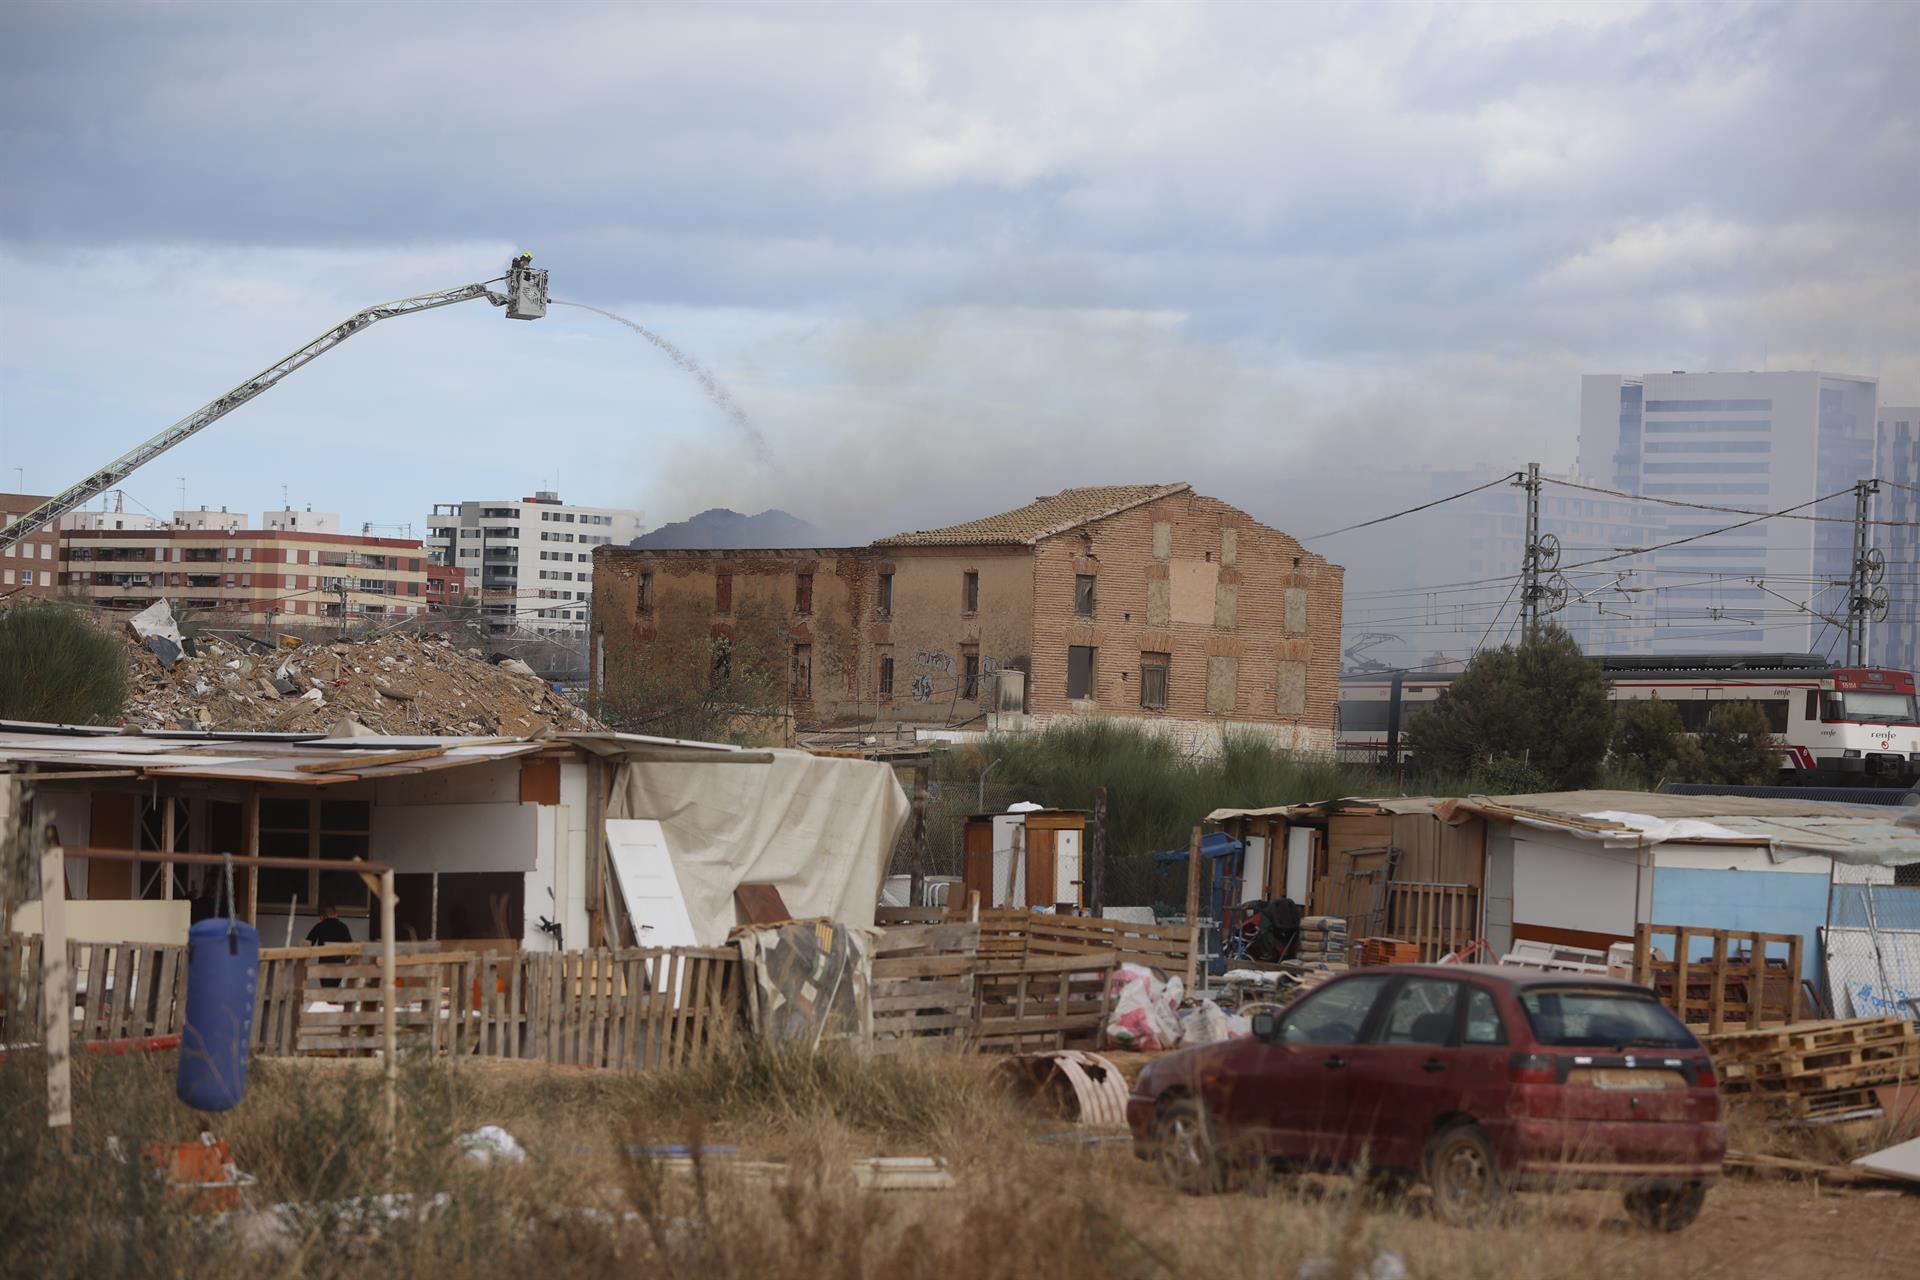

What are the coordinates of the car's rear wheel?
(1424, 1123, 1506, 1224)
(1153, 1096, 1226, 1196)
(1623, 1183, 1706, 1232)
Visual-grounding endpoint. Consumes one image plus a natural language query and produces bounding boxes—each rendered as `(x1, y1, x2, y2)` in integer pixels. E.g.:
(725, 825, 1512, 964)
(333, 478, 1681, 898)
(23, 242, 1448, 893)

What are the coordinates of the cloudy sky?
(2, 1, 1914, 572)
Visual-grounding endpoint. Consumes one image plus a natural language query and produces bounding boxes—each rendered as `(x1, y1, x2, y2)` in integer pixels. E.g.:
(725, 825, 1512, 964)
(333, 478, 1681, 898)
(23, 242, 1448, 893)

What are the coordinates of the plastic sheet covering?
(607, 748, 910, 947)
(734, 921, 873, 1049)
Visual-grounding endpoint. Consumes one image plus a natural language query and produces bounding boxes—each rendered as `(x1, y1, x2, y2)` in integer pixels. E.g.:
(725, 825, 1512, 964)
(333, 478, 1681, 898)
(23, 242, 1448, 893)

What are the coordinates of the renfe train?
(1337, 653, 1920, 786)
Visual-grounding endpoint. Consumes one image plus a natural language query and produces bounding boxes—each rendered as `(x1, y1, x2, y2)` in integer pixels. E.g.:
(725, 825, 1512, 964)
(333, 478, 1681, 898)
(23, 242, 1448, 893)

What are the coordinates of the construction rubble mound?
(117, 610, 602, 737)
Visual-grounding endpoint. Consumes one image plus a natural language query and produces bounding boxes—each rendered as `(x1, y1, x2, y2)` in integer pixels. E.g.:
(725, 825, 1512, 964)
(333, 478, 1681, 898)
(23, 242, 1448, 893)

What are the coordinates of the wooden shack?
(1209, 798, 1487, 960)
(961, 807, 1090, 911)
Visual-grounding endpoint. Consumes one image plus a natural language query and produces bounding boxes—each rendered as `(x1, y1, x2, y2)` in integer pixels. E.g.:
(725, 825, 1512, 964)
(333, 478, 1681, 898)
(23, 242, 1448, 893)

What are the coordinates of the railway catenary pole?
(1517, 462, 1543, 641)
(1846, 478, 1882, 667)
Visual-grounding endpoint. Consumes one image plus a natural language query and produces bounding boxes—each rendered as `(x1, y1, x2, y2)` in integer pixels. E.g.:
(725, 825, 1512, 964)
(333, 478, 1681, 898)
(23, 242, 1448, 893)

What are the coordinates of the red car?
(1127, 965, 1725, 1228)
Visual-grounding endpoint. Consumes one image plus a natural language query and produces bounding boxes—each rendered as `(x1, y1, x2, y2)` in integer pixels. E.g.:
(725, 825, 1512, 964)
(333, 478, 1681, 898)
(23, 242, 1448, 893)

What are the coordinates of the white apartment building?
(424, 491, 645, 636)
(1578, 371, 1882, 659)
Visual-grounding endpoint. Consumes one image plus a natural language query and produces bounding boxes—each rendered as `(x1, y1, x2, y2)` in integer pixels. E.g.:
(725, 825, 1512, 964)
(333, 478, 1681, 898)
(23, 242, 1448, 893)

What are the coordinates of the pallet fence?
(1632, 923, 1803, 1033)
(1384, 882, 1479, 962)
(869, 921, 979, 1057)
(972, 953, 1118, 1052)
(1, 935, 186, 1047)
(976, 910, 1191, 972)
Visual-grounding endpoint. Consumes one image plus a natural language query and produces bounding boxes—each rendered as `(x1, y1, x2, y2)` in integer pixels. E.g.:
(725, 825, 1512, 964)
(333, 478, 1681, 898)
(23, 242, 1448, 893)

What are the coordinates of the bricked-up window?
(716, 572, 733, 613)
(795, 572, 814, 614)
(963, 571, 979, 613)
(637, 572, 654, 615)
(1140, 653, 1170, 710)
(879, 654, 895, 697)
(1074, 574, 1096, 617)
(962, 647, 980, 699)
(1066, 645, 1096, 700)
(791, 643, 812, 699)
(877, 572, 894, 616)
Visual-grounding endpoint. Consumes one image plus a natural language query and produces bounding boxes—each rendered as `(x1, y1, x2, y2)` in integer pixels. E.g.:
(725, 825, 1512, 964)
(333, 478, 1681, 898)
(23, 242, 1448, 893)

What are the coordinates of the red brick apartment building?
(1, 494, 62, 600)
(61, 527, 438, 621)
(590, 484, 1344, 752)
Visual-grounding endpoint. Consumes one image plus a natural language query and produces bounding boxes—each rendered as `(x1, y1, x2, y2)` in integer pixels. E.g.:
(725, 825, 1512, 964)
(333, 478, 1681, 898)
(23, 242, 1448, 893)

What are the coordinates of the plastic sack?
(1103, 963, 1184, 1051)
(1177, 998, 1251, 1046)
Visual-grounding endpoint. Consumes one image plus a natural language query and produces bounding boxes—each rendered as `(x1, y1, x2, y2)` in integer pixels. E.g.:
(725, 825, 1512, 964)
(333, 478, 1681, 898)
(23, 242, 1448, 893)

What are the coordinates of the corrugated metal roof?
(873, 483, 1191, 547)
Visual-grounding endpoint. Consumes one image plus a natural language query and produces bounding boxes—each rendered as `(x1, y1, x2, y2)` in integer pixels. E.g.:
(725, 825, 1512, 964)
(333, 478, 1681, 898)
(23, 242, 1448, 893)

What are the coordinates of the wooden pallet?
(1705, 1017, 1916, 1062)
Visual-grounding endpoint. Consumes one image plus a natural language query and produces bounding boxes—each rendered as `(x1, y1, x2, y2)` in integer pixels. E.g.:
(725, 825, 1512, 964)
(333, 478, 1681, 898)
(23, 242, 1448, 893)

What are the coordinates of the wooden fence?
(973, 953, 1117, 1052)
(1385, 882, 1480, 962)
(869, 922, 978, 1057)
(977, 910, 1192, 972)
(2, 935, 186, 1047)
(257, 944, 745, 1070)
(1632, 924, 1803, 1033)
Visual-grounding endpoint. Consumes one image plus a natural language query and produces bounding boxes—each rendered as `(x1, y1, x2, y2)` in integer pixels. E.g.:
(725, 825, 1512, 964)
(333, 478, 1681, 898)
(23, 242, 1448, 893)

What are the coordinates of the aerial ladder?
(0, 256, 550, 553)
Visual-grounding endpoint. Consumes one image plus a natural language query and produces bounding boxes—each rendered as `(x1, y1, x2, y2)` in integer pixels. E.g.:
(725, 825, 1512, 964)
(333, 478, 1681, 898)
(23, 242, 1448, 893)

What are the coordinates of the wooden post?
(1747, 930, 1766, 1031)
(1632, 923, 1651, 987)
(1089, 787, 1108, 914)
(160, 797, 175, 901)
(908, 765, 929, 909)
(1786, 934, 1803, 1023)
(242, 788, 260, 924)
(1184, 825, 1203, 990)
(41, 829, 73, 1132)
(584, 755, 606, 948)
(381, 868, 397, 1158)
(1708, 932, 1728, 1036)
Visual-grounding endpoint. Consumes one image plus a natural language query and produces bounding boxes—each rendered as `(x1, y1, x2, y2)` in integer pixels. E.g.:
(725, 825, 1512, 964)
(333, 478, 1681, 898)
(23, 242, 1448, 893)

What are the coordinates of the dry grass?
(4, 1045, 1916, 1280)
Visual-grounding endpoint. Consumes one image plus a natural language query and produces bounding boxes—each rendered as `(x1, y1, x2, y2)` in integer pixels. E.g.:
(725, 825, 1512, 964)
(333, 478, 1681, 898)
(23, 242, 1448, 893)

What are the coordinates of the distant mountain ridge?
(630, 507, 828, 549)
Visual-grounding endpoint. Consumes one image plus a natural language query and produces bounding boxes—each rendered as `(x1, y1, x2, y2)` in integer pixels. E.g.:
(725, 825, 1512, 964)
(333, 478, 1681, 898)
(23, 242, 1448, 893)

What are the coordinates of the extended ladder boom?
(2, 260, 548, 553)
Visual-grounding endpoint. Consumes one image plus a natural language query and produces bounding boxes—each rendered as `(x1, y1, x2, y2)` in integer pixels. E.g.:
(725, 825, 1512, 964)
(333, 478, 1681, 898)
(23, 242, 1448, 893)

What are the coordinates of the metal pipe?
(977, 756, 1003, 812)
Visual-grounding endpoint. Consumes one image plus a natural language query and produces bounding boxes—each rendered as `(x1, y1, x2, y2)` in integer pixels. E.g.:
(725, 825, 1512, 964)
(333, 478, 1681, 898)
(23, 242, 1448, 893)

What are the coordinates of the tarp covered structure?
(607, 748, 912, 947)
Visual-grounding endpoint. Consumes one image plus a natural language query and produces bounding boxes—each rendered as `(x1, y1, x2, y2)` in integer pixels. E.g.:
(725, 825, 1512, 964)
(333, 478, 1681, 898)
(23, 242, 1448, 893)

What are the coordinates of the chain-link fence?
(1823, 880, 1920, 1021)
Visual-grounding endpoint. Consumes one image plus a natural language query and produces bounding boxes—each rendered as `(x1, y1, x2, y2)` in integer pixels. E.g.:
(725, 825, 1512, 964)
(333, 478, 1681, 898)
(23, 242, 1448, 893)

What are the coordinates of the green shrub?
(0, 601, 129, 725)
(1694, 701, 1782, 785)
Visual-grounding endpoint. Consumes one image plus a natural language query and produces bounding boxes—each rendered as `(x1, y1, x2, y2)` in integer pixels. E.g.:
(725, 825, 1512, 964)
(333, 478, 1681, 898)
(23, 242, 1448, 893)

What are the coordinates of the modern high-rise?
(424, 491, 645, 636)
(1876, 405, 1920, 674)
(1578, 371, 1882, 659)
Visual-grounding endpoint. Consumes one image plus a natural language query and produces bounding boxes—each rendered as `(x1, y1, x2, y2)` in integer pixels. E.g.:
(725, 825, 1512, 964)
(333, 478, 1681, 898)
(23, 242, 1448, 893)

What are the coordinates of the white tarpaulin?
(606, 749, 911, 946)
(1580, 811, 1760, 843)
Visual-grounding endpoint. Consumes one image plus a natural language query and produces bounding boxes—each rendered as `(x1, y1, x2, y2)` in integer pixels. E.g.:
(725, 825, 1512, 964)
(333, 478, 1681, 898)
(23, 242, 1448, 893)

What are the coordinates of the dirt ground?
(271, 1055, 1920, 1278)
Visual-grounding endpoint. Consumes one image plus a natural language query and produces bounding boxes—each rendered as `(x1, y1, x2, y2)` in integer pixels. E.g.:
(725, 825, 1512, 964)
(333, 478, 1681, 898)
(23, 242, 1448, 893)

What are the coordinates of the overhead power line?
(1540, 476, 1916, 526)
(1305, 472, 1520, 542)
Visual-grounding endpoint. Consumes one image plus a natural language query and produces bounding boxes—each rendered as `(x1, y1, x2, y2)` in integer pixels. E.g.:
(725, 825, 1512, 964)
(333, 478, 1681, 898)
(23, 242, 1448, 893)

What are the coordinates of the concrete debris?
(116, 625, 604, 737)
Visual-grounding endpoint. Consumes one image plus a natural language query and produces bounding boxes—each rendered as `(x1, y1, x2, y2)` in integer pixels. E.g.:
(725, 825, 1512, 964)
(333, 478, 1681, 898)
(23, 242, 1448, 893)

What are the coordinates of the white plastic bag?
(1104, 963, 1184, 1051)
(1177, 998, 1250, 1046)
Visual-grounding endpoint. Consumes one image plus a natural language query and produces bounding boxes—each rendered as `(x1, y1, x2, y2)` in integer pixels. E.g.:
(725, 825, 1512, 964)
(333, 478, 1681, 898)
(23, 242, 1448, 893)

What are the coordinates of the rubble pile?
(118, 606, 602, 737)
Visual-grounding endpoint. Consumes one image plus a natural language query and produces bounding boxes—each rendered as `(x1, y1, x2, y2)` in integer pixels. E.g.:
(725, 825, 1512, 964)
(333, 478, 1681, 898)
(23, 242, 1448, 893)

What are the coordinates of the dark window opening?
(1074, 574, 1096, 617)
(791, 643, 812, 700)
(715, 572, 733, 613)
(1067, 645, 1096, 700)
(795, 572, 813, 614)
(710, 641, 732, 687)
(877, 573, 894, 616)
(963, 650, 980, 700)
(1140, 653, 1169, 710)
(879, 655, 894, 697)
(637, 572, 654, 615)
(963, 570, 979, 614)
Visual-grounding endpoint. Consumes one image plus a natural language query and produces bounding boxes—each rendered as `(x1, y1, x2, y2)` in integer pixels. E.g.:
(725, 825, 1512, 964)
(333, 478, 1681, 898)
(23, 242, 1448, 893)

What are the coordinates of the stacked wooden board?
(1704, 1016, 1920, 1120)
(1295, 916, 1347, 966)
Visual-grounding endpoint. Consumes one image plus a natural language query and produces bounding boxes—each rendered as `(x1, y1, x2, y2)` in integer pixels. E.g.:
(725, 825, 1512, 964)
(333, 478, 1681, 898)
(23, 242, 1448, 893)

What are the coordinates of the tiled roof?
(874, 483, 1191, 547)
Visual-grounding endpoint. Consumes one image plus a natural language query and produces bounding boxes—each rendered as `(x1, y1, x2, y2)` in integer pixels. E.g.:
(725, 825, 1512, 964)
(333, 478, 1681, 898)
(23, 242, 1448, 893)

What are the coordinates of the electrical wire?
(1304, 472, 1520, 541)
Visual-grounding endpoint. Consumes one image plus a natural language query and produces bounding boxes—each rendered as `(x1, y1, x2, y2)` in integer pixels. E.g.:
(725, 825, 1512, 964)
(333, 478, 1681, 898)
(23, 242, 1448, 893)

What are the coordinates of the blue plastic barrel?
(176, 917, 261, 1112)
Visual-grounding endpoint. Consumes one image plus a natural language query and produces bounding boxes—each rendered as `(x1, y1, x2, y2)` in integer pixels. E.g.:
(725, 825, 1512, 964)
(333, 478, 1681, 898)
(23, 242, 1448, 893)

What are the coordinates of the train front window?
(1837, 692, 1919, 725)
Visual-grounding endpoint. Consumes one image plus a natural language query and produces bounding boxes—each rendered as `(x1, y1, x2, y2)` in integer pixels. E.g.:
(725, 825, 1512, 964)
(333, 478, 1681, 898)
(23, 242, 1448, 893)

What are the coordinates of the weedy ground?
(3, 1044, 1914, 1280)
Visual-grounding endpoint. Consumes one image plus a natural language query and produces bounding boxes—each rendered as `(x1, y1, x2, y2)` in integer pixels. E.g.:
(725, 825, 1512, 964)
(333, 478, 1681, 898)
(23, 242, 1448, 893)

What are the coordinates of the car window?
(1278, 975, 1391, 1045)
(1462, 986, 1507, 1045)
(1377, 978, 1461, 1045)
(1517, 987, 1695, 1048)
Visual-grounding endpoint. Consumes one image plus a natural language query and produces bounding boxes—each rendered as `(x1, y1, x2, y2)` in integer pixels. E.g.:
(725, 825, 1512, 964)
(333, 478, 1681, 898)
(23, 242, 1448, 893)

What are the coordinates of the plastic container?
(176, 918, 260, 1112)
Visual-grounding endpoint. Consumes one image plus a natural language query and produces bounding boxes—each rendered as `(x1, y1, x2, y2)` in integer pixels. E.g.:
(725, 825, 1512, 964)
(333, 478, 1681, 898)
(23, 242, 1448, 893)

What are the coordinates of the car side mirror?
(1251, 1011, 1279, 1041)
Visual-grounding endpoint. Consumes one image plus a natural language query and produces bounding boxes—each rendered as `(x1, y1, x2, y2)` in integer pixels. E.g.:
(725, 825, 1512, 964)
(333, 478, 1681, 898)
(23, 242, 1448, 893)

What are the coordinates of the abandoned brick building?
(589, 484, 1344, 751)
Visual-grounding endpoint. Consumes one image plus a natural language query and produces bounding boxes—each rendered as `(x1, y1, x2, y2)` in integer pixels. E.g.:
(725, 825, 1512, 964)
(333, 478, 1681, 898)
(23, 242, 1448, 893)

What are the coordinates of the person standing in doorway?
(305, 903, 353, 987)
